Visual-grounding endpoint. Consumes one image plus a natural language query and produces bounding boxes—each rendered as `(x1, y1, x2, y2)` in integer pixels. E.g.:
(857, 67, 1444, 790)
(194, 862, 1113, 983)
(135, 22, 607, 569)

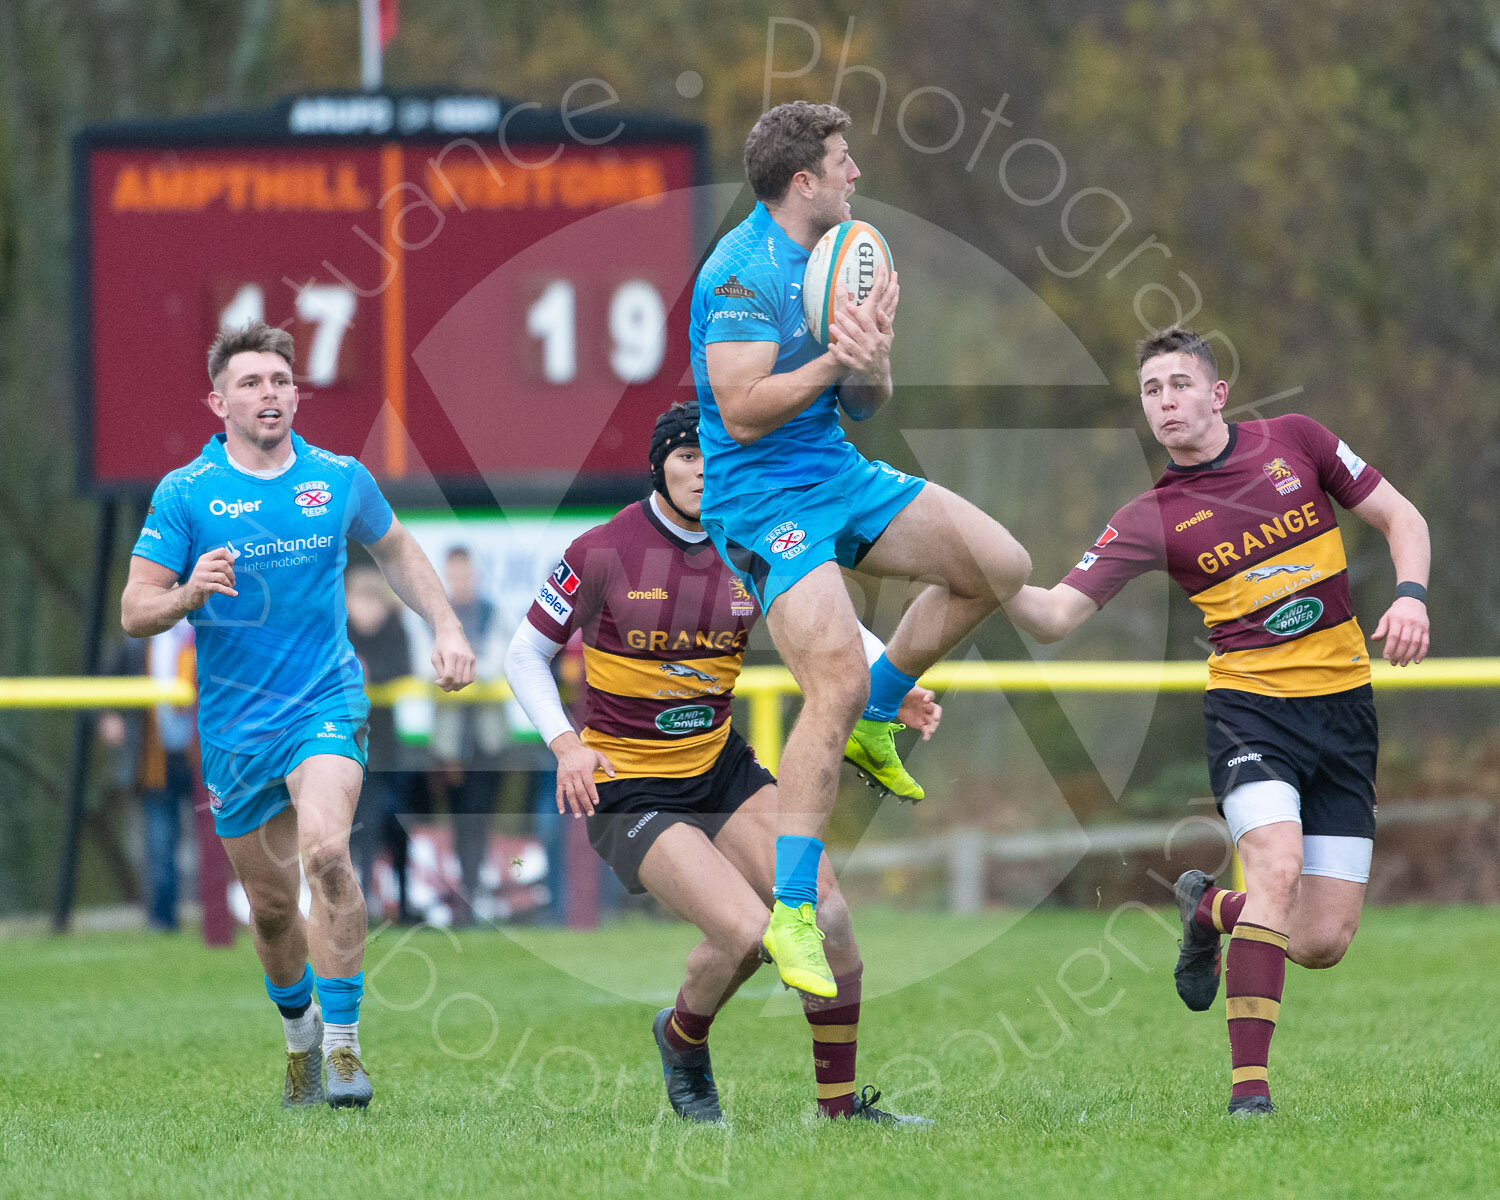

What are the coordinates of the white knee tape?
(1222, 779, 1301, 844)
(1301, 835, 1373, 884)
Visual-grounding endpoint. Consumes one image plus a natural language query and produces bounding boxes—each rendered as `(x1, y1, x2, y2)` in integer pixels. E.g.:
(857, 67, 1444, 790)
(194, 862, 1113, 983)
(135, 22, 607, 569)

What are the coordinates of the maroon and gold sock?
(803, 966, 863, 1117)
(1225, 923, 1287, 1101)
(662, 989, 714, 1057)
(1194, 885, 1247, 935)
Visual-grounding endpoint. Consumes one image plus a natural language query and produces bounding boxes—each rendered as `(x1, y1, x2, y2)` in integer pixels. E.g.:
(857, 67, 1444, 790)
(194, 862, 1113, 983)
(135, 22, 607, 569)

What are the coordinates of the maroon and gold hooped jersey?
(525, 500, 760, 780)
(1062, 415, 1383, 698)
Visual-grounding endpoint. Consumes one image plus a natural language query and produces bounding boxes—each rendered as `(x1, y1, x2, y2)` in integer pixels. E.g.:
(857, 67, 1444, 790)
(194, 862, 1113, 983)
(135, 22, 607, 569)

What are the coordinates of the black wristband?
(1394, 581, 1427, 604)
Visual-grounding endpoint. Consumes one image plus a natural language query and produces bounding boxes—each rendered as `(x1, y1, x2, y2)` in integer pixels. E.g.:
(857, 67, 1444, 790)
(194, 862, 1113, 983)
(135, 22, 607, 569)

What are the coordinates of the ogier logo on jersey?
(292, 480, 332, 517)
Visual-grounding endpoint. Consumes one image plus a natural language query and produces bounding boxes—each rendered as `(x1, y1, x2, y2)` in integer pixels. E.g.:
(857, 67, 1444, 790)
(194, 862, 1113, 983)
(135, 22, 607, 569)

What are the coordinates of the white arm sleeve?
(502, 622, 575, 747)
(856, 620, 886, 667)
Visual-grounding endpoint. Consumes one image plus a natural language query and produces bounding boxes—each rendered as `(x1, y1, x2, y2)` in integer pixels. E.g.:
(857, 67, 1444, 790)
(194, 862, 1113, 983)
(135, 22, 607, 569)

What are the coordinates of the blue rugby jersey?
(689, 202, 860, 509)
(130, 432, 394, 751)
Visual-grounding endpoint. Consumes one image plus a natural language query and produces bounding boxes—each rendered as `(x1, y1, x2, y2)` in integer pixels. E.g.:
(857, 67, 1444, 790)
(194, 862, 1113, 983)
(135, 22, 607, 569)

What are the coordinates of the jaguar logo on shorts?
(767, 521, 807, 559)
(1261, 597, 1324, 637)
(654, 704, 715, 735)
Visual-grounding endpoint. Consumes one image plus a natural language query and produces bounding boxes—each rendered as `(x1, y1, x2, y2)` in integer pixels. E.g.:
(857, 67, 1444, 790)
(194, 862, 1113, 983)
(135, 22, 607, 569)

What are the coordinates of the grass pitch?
(1, 904, 1496, 1199)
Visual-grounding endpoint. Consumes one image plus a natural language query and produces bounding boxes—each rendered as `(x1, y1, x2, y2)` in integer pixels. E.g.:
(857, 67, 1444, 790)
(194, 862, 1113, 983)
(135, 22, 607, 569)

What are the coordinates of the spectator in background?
(344, 564, 422, 923)
(98, 621, 197, 932)
(431, 546, 509, 926)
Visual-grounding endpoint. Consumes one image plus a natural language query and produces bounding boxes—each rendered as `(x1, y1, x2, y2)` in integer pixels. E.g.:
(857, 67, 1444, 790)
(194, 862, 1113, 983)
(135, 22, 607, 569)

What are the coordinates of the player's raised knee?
(983, 527, 1032, 601)
(715, 916, 771, 966)
(1294, 930, 1353, 970)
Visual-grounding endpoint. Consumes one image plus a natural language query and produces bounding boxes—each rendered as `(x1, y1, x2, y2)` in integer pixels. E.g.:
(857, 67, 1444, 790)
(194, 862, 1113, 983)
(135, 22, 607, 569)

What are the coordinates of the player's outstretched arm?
(706, 339, 844, 444)
(367, 518, 476, 691)
(1350, 478, 1431, 666)
(121, 550, 237, 638)
(1001, 582, 1099, 645)
(503, 623, 615, 818)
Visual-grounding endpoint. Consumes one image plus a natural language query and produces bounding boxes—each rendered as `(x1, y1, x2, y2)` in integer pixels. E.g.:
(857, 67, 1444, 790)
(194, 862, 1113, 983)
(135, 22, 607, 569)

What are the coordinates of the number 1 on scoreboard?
(525, 278, 666, 387)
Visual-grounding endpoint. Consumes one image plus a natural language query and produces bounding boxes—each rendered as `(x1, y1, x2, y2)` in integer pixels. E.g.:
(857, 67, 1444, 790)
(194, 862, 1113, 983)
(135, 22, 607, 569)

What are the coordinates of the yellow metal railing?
(9, 658, 1495, 772)
(10, 658, 1497, 894)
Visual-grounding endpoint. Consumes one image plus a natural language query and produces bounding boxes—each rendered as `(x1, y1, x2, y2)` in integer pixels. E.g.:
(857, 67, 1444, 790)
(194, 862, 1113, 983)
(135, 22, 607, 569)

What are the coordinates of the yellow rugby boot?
(844, 718, 925, 803)
(761, 901, 836, 999)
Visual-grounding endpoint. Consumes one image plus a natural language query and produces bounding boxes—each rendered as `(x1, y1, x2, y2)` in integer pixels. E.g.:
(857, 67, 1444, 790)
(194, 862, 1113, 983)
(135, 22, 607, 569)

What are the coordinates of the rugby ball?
(801, 220, 893, 346)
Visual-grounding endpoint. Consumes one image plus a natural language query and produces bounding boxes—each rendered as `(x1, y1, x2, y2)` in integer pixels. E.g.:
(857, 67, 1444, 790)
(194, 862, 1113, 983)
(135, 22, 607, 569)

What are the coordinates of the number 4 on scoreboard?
(218, 282, 356, 388)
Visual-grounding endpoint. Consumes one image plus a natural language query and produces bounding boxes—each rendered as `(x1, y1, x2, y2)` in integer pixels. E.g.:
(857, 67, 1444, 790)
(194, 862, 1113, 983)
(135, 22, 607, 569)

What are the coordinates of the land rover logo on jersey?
(655, 704, 715, 735)
(767, 522, 807, 558)
(293, 480, 331, 517)
(1262, 597, 1324, 637)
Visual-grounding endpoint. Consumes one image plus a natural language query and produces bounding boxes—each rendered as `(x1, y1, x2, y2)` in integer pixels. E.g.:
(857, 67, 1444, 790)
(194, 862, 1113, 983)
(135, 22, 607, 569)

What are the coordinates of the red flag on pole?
(380, 0, 399, 48)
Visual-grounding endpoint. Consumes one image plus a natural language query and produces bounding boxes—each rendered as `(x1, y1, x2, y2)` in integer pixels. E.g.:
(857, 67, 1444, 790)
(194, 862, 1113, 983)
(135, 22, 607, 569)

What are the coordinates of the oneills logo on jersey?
(292, 479, 332, 517)
(1093, 524, 1120, 548)
(1262, 458, 1303, 496)
(713, 274, 757, 299)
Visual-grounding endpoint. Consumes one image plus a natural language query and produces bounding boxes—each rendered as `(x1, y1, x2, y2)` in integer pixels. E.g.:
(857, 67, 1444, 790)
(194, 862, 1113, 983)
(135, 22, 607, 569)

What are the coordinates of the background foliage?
(2, 0, 1497, 912)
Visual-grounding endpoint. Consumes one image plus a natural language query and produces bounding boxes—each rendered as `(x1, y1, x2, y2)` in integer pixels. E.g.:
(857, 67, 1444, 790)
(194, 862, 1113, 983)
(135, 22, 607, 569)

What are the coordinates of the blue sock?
(265, 963, 314, 1019)
(863, 653, 919, 721)
(314, 972, 365, 1026)
(773, 835, 823, 909)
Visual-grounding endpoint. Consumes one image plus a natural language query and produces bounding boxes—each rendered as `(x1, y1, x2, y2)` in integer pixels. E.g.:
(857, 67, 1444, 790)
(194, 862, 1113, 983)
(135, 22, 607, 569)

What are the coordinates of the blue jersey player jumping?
(690, 102, 1032, 998)
(121, 321, 475, 1108)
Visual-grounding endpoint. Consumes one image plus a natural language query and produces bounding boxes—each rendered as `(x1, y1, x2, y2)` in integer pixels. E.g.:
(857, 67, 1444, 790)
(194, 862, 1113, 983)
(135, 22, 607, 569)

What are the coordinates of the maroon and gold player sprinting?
(504, 402, 938, 1125)
(1004, 327, 1430, 1115)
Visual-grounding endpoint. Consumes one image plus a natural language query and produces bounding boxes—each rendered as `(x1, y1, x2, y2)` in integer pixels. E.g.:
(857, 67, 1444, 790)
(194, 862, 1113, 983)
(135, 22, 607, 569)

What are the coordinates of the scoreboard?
(74, 92, 708, 502)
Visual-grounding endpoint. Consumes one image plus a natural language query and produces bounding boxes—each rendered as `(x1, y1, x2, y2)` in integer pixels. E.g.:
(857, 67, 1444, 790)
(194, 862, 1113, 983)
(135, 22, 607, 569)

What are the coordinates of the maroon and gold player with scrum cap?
(504, 401, 939, 1126)
(1002, 327, 1430, 1116)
